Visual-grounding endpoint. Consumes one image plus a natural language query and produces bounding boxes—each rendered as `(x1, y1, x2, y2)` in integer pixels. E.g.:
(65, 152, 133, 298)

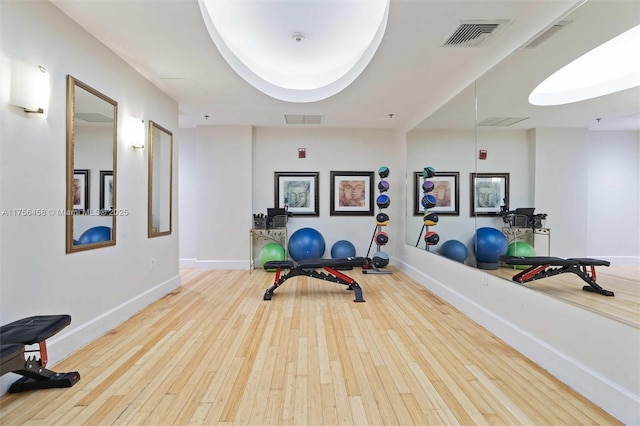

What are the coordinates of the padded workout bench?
(0, 315, 80, 393)
(501, 256, 614, 296)
(263, 257, 370, 302)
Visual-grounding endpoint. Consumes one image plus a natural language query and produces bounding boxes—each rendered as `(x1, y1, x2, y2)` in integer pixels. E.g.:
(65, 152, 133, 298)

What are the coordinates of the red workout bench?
(501, 256, 614, 296)
(263, 257, 370, 302)
(0, 315, 80, 393)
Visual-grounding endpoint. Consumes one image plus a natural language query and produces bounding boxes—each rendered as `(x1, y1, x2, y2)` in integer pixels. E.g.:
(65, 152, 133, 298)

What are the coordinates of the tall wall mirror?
(148, 120, 173, 238)
(66, 75, 118, 253)
(405, 1, 639, 322)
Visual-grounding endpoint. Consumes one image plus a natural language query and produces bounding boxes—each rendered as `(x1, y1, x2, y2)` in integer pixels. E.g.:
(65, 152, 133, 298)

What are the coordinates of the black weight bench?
(0, 315, 80, 393)
(263, 257, 370, 302)
(501, 256, 614, 296)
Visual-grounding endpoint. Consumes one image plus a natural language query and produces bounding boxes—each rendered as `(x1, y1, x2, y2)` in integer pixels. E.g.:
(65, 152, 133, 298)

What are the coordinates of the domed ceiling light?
(529, 24, 640, 106)
(198, 0, 390, 103)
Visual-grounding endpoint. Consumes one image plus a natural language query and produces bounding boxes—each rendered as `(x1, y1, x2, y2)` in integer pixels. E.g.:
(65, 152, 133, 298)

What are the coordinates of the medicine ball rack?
(364, 166, 392, 275)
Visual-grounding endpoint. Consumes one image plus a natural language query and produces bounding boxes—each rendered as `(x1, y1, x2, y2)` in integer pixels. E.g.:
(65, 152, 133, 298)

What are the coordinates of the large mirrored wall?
(405, 1, 639, 299)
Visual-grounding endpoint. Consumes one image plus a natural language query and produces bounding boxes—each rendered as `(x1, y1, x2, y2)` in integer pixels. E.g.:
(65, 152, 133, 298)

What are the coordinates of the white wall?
(587, 131, 640, 262)
(179, 126, 402, 268)
(252, 127, 401, 260)
(178, 125, 253, 269)
(0, 1, 180, 393)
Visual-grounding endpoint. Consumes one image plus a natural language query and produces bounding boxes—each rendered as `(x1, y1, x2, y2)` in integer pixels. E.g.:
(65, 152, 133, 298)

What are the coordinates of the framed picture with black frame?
(274, 171, 319, 216)
(413, 171, 459, 216)
(470, 172, 509, 216)
(100, 170, 114, 215)
(330, 171, 375, 216)
(72, 169, 89, 213)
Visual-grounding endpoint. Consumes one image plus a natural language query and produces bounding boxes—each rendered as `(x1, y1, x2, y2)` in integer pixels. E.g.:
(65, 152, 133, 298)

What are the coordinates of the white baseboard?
(592, 255, 640, 265)
(0, 274, 181, 395)
(180, 258, 248, 270)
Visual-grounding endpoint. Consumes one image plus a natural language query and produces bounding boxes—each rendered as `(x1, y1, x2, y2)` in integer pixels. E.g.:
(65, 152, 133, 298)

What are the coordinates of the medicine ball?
(376, 212, 389, 226)
(422, 180, 434, 193)
(424, 231, 440, 245)
(372, 251, 390, 268)
(422, 166, 436, 178)
(376, 194, 390, 209)
(378, 180, 390, 192)
(374, 231, 389, 246)
(423, 212, 439, 226)
(421, 194, 436, 209)
(378, 166, 390, 179)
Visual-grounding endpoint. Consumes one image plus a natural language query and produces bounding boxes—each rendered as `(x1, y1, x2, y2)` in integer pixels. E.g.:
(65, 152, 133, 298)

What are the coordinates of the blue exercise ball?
(288, 227, 326, 261)
(77, 226, 111, 245)
(330, 240, 356, 258)
(440, 240, 468, 263)
(473, 227, 508, 269)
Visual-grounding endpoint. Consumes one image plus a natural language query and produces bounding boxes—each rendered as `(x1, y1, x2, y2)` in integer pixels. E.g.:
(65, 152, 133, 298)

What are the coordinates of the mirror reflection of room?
(405, 1, 639, 319)
(148, 120, 173, 237)
(66, 76, 117, 252)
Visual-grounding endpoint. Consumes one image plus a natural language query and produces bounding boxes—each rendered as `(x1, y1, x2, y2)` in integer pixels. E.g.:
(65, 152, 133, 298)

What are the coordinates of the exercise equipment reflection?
(501, 256, 614, 296)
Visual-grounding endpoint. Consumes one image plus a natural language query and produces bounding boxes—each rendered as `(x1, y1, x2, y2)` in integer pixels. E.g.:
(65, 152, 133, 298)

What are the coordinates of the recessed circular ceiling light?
(198, 0, 390, 103)
(529, 24, 640, 106)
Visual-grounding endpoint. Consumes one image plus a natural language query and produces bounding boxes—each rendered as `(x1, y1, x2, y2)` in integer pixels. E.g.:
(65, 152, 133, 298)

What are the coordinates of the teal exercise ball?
(259, 243, 286, 271)
(506, 242, 536, 270)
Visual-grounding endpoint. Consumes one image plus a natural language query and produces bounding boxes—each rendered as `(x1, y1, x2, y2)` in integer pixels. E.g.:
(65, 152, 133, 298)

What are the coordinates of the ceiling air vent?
(284, 114, 324, 125)
(525, 20, 572, 49)
(443, 20, 509, 47)
(477, 117, 529, 127)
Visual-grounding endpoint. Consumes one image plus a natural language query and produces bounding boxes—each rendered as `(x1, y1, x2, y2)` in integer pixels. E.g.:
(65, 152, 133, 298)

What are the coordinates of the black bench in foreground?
(501, 256, 614, 296)
(263, 257, 370, 302)
(0, 315, 80, 393)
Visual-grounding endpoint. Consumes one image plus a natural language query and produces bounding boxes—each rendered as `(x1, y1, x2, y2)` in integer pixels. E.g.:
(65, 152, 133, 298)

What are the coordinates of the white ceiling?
(50, 0, 639, 132)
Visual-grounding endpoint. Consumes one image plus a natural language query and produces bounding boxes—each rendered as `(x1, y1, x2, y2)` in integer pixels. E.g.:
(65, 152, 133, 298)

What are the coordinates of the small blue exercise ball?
(440, 240, 468, 263)
(473, 227, 508, 269)
(288, 227, 326, 261)
(77, 226, 111, 245)
(330, 240, 356, 258)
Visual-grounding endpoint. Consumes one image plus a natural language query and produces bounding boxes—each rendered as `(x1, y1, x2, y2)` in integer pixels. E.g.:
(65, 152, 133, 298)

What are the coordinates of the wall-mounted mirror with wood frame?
(66, 75, 117, 253)
(148, 120, 173, 238)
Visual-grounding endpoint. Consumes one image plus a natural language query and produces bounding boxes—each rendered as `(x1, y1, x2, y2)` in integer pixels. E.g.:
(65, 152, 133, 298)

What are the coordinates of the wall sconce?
(9, 60, 50, 114)
(125, 116, 145, 149)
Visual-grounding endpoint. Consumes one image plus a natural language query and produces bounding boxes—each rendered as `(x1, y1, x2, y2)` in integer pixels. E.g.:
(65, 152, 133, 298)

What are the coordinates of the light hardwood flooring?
(489, 263, 640, 329)
(0, 267, 624, 425)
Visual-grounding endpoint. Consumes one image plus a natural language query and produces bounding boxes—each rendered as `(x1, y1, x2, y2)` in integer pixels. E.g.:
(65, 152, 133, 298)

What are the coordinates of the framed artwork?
(470, 172, 509, 216)
(330, 171, 374, 216)
(414, 171, 459, 216)
(72, 169, 89, 212)
(100, 170, 114, 214)
(274, 171, 319, 216)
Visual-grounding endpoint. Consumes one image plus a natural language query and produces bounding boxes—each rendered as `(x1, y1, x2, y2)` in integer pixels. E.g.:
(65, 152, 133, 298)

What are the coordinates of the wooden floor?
(489, 263, 640, 329)
(0, 268, 624, 425)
